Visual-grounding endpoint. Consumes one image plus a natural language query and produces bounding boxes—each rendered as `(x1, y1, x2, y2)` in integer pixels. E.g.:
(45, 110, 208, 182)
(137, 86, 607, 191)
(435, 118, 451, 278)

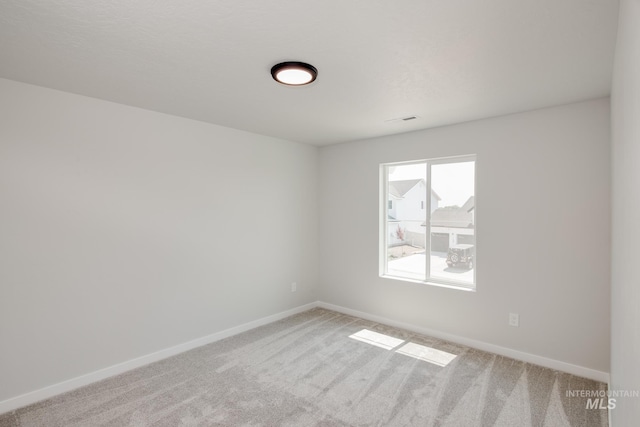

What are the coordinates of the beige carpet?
(0, 308, 608, 426)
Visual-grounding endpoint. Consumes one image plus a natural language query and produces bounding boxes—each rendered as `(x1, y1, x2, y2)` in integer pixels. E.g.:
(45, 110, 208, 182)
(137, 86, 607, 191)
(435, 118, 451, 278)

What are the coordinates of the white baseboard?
(317, 301, 610, 384)
(0, 302, 319, 415)
(1, 299, 610, 415)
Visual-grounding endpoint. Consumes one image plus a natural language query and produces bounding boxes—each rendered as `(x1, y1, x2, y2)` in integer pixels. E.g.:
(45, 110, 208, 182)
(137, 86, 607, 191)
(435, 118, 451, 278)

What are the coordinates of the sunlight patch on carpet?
(395, 342, 457, 367)
(349, 329, 404, 350)
(349, 329, 457, 367)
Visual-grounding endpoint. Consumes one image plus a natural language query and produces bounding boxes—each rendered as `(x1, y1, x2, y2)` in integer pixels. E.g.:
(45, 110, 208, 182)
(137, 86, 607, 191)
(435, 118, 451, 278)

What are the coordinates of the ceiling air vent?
(385, 115, 419, 123)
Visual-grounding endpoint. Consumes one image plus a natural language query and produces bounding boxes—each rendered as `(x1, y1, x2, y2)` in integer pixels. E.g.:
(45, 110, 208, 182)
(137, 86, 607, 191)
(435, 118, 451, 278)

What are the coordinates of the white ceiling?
(0, 0, 619, 145)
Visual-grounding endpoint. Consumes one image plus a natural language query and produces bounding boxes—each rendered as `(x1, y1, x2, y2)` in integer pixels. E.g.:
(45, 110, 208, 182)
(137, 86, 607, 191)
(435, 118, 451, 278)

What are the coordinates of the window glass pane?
(429, 161, 475, 284)
(386, 163, 427, 281)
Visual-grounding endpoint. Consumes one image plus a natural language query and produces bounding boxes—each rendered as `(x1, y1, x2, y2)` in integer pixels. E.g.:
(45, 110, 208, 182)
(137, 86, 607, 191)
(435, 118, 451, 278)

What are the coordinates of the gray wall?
(611, 0, 640, 424)
(319, 99, 611, 373)
(0, 78, 319, 401)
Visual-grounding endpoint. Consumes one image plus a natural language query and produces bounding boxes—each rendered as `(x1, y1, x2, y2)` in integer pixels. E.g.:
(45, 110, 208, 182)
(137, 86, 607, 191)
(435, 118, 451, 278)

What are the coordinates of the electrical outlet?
(291, 282, 297, 292)
(509, 313, 519, 327)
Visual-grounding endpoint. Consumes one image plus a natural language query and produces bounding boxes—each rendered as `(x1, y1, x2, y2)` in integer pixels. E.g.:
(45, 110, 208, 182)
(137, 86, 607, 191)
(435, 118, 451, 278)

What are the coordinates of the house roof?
(462, 196, 475, 212)
(389, 179, 440, 200)
(430, 207, 474, 228)
(389, 179, 423, 198)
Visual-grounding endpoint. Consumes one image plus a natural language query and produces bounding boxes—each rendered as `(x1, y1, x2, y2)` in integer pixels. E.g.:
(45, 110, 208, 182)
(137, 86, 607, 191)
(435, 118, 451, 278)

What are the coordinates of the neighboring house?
(388, 179, 440, 220)
(388, 179, 440, 247)
(429, 196, 475, 251)
(461, 195, 475, 226)
(388, 180, 474, 251)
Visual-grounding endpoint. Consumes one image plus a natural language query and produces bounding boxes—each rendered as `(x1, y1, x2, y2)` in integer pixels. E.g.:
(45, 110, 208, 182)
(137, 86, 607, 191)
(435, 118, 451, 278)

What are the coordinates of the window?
(380, 155, 476, 290)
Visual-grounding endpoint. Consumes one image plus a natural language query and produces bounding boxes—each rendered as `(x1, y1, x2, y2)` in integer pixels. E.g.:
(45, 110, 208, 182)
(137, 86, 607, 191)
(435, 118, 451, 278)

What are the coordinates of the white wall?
(611, 0, 640, 424)
(319, 99, 611, 373)
(0, 78, 319, 402)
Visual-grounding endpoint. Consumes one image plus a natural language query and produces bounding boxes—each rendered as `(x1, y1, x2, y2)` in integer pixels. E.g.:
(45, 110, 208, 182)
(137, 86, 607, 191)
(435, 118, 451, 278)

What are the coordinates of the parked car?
(446, 244, 474, 269)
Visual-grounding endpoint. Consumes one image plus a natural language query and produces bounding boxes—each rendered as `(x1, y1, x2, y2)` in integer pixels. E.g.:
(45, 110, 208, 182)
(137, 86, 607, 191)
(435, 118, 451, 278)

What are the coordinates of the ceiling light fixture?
(271, 61, 318, 86)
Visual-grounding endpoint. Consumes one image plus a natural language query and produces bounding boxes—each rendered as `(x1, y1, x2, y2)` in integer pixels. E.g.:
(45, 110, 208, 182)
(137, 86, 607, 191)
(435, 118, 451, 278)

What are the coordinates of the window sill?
(380, 274, 476, 292)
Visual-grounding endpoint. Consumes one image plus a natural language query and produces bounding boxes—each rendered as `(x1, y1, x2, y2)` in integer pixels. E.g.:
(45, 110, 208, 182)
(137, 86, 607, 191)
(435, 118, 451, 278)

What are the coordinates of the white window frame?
(379, 155, 476, 291)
